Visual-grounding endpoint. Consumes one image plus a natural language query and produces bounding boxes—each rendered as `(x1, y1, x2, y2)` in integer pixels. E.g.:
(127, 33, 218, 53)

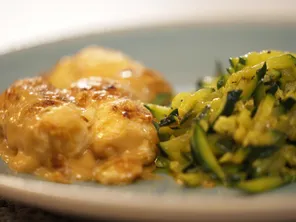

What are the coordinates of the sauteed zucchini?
(147, 50, 296, 193)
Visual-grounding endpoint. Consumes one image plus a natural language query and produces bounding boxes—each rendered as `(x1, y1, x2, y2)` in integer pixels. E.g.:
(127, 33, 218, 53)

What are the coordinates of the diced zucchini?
(230, 147, 249, 164)
(281, 97, 296, 111)
(190, 122, 225, 180)
(253, 82, 266, 107)
(225, 62, 267, 100)
(217, 74, 230, 89)
(227, 54, 296, 101)
(144, 104, 171, 121)
(246, 131, 285, 160)
(227, 130, 284, 164)
(155, 50, 296, 194)
(210, 90, 242, 124)
(177, 172, 211, 187)
(228, 57, 239, 73)
(253, 94, 276, 122)
(171, 92, 191, 109)
(252, 151, 285, 177)
(219, 152, 234, 163)
(227, 67, 235, 74)
(229, 50, 286, 72)
(282, 145, 296, 167)
(253, 81, 278, 107)
(159, 109, 179, 127)
(267, 54, 296, 69)
(155, 156, 170, 168)
(266, 69, 282, 81)
(272, 104, 286, 116)
(237, 176, 289, 193)
(196, 105, 211, 132)
(158, 126, 188, 140)
(265, 81, 278, 95)
(159, 132, 191, 162)
(178, 88, 213, 118)
(208, 134, 234, 156)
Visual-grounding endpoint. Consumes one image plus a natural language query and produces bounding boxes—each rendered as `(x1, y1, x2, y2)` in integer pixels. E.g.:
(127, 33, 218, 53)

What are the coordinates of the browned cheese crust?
(46, 46, 173, 103)
(0, 76, 158, 185)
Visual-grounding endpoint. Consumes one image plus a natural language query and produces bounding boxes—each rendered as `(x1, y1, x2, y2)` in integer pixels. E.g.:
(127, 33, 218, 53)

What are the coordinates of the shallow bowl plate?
(1, 24, 296, 221)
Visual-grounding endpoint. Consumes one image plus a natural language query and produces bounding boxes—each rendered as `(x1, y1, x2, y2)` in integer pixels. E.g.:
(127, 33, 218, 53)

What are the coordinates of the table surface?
(0, 197, 93, 222)
(1, 1, 296, 221)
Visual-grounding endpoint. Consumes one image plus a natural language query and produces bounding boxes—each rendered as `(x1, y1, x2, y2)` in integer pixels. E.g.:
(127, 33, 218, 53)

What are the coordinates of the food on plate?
(46, 46, 173, 105)
(150, 50, 296, 193)
(1, 47, 296, 194)
(0, 76, 158, 184)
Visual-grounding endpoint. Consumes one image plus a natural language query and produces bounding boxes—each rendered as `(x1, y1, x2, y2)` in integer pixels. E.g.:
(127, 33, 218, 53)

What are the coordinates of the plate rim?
(0, 174, 296, 221)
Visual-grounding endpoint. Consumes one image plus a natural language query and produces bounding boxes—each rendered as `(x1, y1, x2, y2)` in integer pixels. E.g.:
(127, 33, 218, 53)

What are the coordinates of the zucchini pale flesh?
(149, 50, 296, 194)
(190, 122, 225, 180)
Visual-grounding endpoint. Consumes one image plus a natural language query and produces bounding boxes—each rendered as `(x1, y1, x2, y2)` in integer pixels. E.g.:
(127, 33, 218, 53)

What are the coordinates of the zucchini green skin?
(208, 134, 234, 156)
(218, 131, 285, 165)
(253, 81, 278, 107)
(225, 62, 267, 100)
(253, 93, 276, 120)
(180, 111, 193, 125)
(281, 97, 296, 111)
(211, 90, 242, 125)
(155, 156, 170, 168)
(190, 122, 225, 180)
(268, 69, 282, 81)
(157, 51, 296, 194)
(247, 144, 280, 161)
(265, 82, 278, 95)
(253, 82, 266, 107)
(152, 121, 171, 142)
(256, 62, 267, 80)
(220, 90, 243, 116)
(237, 176, 289, 193)
(217, 74, 229, 89)
(159, 132, 190, 162)
(228, 50, 291, 73)
(243, 62, 267, 100)
(231, 147, 249, 164)
(245, 130, 285, 162)
(144, 104, 171, 121)
(159, 109, 179, 127)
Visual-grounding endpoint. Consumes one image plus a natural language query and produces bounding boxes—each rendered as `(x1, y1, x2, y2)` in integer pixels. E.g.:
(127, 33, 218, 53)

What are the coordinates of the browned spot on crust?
(122, 111, 130, 118)
(0, 75, 158, 185)
(81, 116, 89, 122)
(112, 105, 118, 111)
(52, 154, 66, 169)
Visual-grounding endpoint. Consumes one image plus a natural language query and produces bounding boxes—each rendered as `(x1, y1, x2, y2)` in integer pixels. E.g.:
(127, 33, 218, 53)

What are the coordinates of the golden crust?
(0, 76, 158, 185)
(46, 46, 173, 103)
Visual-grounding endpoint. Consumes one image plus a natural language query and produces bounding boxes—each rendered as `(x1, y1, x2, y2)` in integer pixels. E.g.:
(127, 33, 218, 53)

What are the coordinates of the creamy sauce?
(0, 137, 156, 184)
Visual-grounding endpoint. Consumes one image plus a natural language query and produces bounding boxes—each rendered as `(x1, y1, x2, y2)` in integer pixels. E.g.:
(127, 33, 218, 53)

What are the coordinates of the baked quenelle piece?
(46, 46, 173, 104)
(0, 77, 158, 184)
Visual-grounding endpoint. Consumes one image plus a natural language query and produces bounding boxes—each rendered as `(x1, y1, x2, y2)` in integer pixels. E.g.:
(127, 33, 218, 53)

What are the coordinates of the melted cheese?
(0, 77, 158, 185)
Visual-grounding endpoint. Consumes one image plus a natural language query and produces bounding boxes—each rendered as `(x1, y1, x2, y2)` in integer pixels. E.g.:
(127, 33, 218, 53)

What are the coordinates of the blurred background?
(1, 0, 296, 54)
(1, 0, 296, 92)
